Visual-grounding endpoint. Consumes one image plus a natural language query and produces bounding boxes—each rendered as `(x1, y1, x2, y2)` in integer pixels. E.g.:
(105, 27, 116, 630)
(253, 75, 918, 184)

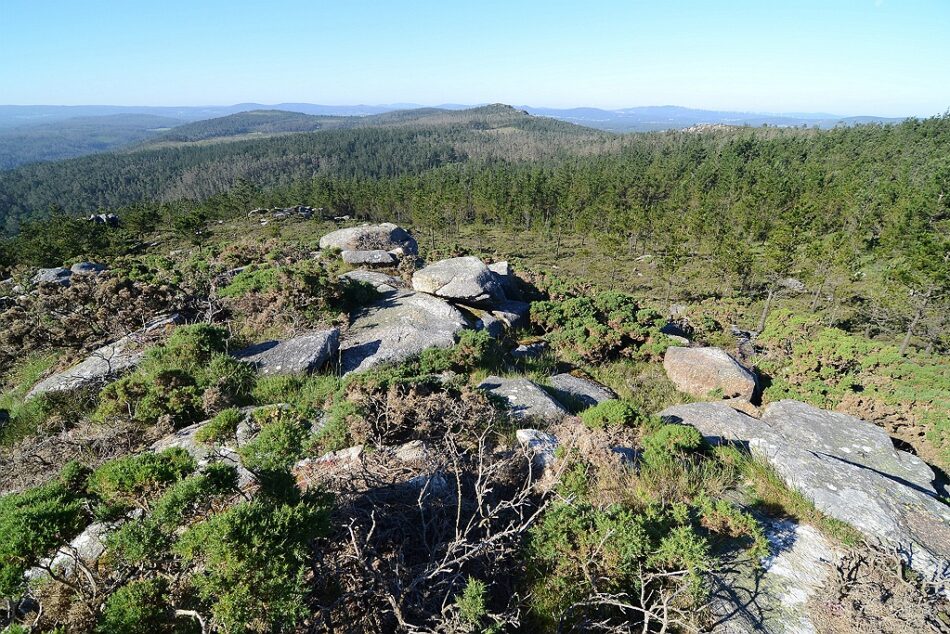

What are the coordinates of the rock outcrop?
(710, 515, 840, 633)
(31, 267, 72, 286)
(516, 429, 559, 471)
(341, 249, 397, 266)
(26, 314, 180, 400)
(234, 328, 339, 375)
(319, 223, 418, 255)
(548, 373, 616, 411)
(477, 376, 568, 423)
(663, 346, 757, 401)
(340, 290, 466, 375)
(660, 400, 950, 590)
(412, 256, 505, 306)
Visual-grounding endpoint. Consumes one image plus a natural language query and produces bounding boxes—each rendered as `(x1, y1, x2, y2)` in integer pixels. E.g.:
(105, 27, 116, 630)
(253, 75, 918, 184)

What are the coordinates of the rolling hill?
(0, 113, 184, 170)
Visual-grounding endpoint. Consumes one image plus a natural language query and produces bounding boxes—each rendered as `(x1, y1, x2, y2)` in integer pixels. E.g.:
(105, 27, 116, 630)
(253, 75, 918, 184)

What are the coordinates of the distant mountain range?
(0, 103, 907, 132)
(0, 102, 909, 170)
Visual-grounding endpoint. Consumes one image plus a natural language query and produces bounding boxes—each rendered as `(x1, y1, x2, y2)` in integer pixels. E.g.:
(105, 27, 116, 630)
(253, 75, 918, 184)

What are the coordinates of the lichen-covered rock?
(69, 262, 107, 276)
(710, 515, 840, 633)
(31, 267, 72, 286)
(660, 400, 950, 590)
(25, 519, 123, 582)
(477, 376, 568, 423)
(516, 429, 559, 470)
(26, 314, 180, 400)
(234, 328, 339, 375)
(548, 373, 616, 411)
(510, 342, 547, 360)
(340, 291, 466, 374)
(319, 223, 418, 255)
(341, 249, 397, 266)
(412, 256, 505, 306)
(663, 346, 757, 400)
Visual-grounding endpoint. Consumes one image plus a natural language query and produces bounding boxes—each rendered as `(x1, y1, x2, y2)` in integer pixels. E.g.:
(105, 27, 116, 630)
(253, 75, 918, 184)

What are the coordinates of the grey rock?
(663, 346, 757, 400)
(234, 328, 339, 375)
(341, 270, 405, 293)
(477, 375, 568, 423)
(548, 373, 616, 411)
(660, 322, 690, 345)
(516, 429, 559, 470)
(26, 314, 181, 400)
(710, 515, 840, 633)
(31, 267, 72, 286)
(475, 312, 506, 338)
(659, 400, 950, 590)
(150, 418, 255, 489)
(341, 249, 397, 266)
(492, 299, 530, 330)
(510, 342, 547, 360)
(319, 223, 418, 255)
(412, 256, 505, 306)
(778, 277, 807, 293)
(25, 519, 123, 582)
(340, 290, 467, 375)
(69, 262, 106, 275)
(488, 260, 520, 296)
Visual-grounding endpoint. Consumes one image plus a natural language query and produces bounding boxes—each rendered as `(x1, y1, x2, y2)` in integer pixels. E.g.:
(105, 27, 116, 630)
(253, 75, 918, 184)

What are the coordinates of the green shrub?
(108, 463, 238, 566)
(95, 324, 254, 429)
(530, 291, 662, 361)
(526, 501, 709, 628)
(642, 424, 704, 465)
(311, 399, 360, 453)
(89, 448, 196, 509)
(97, 578, 174, 633)
(0, 465, 89, 596)
(195, 408, 244, 445)
(759, 309, 950, 467)
(174, 496, 331, 633)
(579, 399, 641, 430)
(238, 410, 310, 475)
(219, 265, 282, 298)
(456, 577, 489, 626)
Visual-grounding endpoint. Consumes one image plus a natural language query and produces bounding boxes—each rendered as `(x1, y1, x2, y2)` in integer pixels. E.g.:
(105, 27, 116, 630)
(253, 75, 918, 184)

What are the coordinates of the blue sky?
(1, 0, 948, 116)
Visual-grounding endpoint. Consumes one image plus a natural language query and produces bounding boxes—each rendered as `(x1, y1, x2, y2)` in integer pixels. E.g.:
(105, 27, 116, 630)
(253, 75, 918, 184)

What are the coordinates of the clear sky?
(1, 0, 948, 116)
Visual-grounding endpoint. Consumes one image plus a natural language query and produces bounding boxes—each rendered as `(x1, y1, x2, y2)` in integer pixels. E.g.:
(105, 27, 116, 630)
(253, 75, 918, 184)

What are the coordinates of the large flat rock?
(660, 400, 950, 590)
(339, 290, 467, 375)
(234, 328, 339, 375)
(710, 516, 840, 633)
(663, 346, 757, 400)
(319, 223, 418, 255)
(26, 314, 180, 400)
(412, 256, 505, 306)
(548, 372, 616, 411)
(477, 375, 568, 423)
(341, 249, 397, 266)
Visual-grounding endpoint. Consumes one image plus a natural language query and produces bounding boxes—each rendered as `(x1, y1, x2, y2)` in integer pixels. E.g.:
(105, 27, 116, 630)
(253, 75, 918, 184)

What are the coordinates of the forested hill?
(0, 114, 183, 170)
(0, 105, 613, 231)
(146, 110, 334, 144)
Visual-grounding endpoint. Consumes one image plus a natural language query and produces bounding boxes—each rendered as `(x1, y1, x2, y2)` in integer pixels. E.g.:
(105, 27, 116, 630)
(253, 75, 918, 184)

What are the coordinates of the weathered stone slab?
(26, 314, 180, 400)
(340, 291, 466, 375)
(548, 373, 616, 411)
(412, 256, 505, 306)
(663, 346, 757, 400)
(341, 249, 397, 266)
(477, 376, 568, 423)
(319, 223, 418, 255)
(660, 400, 950, 590)
(234, 328, 339, 375)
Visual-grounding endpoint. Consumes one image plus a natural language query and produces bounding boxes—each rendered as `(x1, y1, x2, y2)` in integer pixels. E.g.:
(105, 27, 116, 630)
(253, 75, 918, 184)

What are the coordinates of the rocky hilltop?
(0, 221, 946, 633)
